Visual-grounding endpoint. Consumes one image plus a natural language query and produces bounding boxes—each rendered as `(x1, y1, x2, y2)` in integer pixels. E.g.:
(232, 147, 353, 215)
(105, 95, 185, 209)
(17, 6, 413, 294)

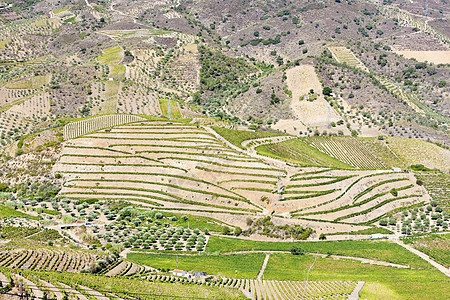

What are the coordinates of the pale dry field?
(287, 65, 341, 126)
(394, 50, 450, 64)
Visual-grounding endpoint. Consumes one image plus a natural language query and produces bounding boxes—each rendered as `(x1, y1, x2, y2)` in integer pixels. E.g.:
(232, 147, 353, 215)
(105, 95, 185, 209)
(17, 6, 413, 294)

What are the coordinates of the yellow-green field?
(5, 75, 50, 89)
(97, 46, 124, 64)
(53, 8, 69, 14)
(110, 64, 126, 74)
(104, 80, 120, 99)
(387, 137, 450, 172)
(159, 98, 182, 119)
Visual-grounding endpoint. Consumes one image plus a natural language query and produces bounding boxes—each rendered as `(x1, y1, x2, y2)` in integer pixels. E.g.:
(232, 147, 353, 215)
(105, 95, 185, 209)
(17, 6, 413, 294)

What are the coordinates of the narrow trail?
(395, 240, 450, 277)
(347, 281, 365, 300)
(203, 126, 289, 170)
(257, 254, 270, 280)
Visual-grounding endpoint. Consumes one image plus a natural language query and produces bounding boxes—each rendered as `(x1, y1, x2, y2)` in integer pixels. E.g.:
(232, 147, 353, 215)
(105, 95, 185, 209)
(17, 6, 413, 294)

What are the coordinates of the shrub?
(221, 226, 230, 235)
(155, 213, 163, 219)
(319, 233, 326, 240)
(290, 245, 305, 255)
(322, 87, 332, 96)
(379, 218, 388, 226)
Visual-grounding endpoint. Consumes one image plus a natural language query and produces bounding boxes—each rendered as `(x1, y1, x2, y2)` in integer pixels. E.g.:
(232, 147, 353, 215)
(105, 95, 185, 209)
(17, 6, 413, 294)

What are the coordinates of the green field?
(159, 99, 182, 119)
(127, 252, 265, 278)
(0, 226, 41, 238)
(97, 46, 123, 64)
(156, 211, 231, 232)
(0, 205, 39, 220)
(110, 64, 126, 74)
(263, 253, 449, 299)
(206, 236, 431, 269)
(404, 234, 450, 268)
(53, 8, 69, 14)
(212, 127, 282, 149)
(256, 138, 352, 168)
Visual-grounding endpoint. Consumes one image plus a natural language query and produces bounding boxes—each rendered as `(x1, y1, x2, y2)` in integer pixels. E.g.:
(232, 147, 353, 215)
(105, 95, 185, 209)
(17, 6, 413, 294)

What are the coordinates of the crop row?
(63, 114, 146, 140)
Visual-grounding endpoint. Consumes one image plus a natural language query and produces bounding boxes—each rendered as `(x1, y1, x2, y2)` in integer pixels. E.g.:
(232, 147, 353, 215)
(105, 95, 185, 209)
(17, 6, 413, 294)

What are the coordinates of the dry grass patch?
(394, 50, 450, 64)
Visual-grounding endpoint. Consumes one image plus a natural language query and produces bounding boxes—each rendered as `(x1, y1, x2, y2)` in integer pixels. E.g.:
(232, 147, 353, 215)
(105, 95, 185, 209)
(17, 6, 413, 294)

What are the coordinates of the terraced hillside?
(54, 117, 430, 233)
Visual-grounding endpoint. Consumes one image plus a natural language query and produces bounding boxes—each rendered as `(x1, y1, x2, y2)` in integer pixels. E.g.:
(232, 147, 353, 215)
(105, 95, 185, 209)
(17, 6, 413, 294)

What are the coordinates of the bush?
(379, 218, 388, 226)
(155, 213, 163, 219)
(221, 226, 230, 235)
(234, 227, 242, 236)
(319, 233, 326, 240)
(290, 245, 305, 255)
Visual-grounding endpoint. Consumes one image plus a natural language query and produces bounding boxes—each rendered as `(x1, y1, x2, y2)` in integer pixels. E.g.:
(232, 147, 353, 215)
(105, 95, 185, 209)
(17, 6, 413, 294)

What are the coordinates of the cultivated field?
(55, 118, 430, 235)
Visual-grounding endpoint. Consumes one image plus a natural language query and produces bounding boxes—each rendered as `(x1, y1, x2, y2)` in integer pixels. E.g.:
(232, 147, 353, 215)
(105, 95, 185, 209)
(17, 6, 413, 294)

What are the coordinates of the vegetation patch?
(97, 46, 124, 65)
(128, 252, 265, 278)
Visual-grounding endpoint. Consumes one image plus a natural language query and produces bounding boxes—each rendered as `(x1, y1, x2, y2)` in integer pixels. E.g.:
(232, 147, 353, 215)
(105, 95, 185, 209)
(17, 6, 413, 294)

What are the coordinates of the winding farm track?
(395, 240, 450, 277)
(241, 136, 295, 152)
(203, 126, 288, 169)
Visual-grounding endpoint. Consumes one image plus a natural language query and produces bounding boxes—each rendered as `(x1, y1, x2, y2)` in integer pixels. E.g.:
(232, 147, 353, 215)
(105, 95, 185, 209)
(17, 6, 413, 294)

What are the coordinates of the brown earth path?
(257, 254, 270, 280)
(395, 240, 450, 277)
(347, 281, 365, 300)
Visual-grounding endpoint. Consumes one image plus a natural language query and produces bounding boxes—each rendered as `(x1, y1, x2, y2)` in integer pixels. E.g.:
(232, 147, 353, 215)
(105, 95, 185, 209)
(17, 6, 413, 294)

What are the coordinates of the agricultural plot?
(241, 278, 356, 299)
(158, 99, 182, 119)
(97, 46, 123, 65)
(328, 47, 369, 72)
(57, 121, 268, 215)
(5, 75, 50, 90)
(0, 248, 100, 273)
(293, 170, 428, 225)
(52, 9, 77, 23)
(116, 83, 160, 116)
(6, 92, 51, 119)
(63, 114, 145, 140)
(404, 234, 450, 268)
(386, 137, 450, 172)
(393, 50, 450, 65)
(0, 17, 59, 61)
(262, 252, 449, 299)
(0, 113, 33, 148)
(415, 173, 450, 208)
(89, 81, 120, 115)
(383, 7, 450, 46)
(98, 224, 209, 252)
(98, 29, 172, 41)
(129, 252, 266, 278)
(285, 65, 342, 131)
(304, 136, 390, 169)
(55, 120, 430, 233)
(11, 269, 245, 300)
(255, 138, 352, 168)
